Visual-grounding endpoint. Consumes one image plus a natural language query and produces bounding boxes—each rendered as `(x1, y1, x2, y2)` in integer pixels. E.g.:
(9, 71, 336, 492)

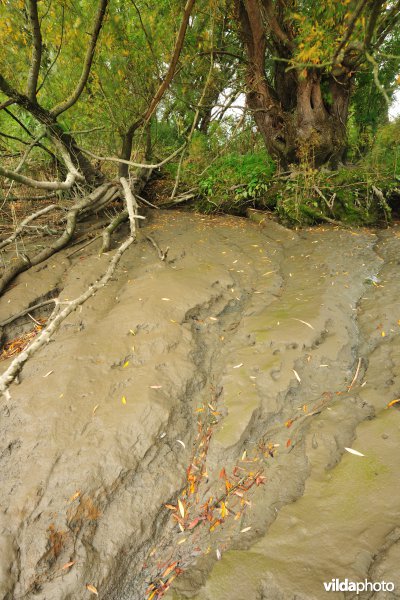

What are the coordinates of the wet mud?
(0, 211, 399, 599)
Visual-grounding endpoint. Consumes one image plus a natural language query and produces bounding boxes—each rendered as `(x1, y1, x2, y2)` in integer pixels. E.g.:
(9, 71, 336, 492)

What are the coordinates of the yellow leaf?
(123, 361, 129, 368)
(178, 499, 185, 518)
(122, 396, 127, 405)
(86, 584, 98, 596)
(220, 501, 227, 519)
(387, 398, 400, 408)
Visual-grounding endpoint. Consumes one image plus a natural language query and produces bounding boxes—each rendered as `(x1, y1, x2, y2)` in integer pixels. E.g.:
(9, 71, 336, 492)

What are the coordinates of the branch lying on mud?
(0, 184, 118, 295)
(146, 235, 169, 261)
(0, 165, 144, 398)
(0, 299, 57, 329)
(0, 234, 135, 400)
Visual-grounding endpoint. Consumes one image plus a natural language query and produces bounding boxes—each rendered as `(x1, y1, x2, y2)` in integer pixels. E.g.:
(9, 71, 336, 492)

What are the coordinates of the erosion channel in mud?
(0, 211, 399, 600)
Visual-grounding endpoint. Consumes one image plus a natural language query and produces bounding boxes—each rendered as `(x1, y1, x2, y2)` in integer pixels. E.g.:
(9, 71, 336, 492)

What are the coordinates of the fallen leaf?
(292, 369, 301, 383)
(219, 501, 227, 519)
(291, 318, 314, 330)
(69, 491, 81, 502)
(123, 361, 129, 368)
(177, 538, 187, 545)
(43, 370, 54, 378)
(150, 385, 163, 389)
(162, 561, 178, 578)
(240, 526, 252, 533)
(61, 561, 75, 570)
(233, 363, 243, 369)
(216, 549, 221, 560)
(161, 297, 171, 301)
(86, 584, 98, 596)
(121, 396, 127, 405)
(286, 439, 291, 448)
(92, 404, 99, 416)
(188, 517, 201, 529)
(219, 467, 227, 480)
(387, 398, 400, 408)
(178, 499, 185, 518)
(165, 504, 177, 511)
(176, 439, 186, 449)
(344, 447, 365, 457)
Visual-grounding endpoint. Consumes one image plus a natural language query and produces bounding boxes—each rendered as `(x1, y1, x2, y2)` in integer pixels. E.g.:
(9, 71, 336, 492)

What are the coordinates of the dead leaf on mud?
(61, 561, 75, 570)
(240, 526, 252, 533)
(68, 491, 81, 503)
(387, 398, 400, 408)
(292, 369, 301, 382)
(92, 404, 99, 416)
(165, 504, 177, 511)
(233, 363, 243, 369)
(216, 549, 222, 560)
(86, 583, 98, 595)
(344, 447, 365, 457)
(150, 385, 163, 389)
(161, 562, 178, 578)
(291, 318, 314, 329)
(176, 439, 186, 449)
(178, 499, 185, 518)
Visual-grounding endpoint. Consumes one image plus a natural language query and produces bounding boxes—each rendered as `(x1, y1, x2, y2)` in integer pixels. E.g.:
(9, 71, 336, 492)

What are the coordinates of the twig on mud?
(146, 235, 169, 261)
(65, 234, 102, 258)
(348, 357, 362, 391)
(0, 299, 57, 328)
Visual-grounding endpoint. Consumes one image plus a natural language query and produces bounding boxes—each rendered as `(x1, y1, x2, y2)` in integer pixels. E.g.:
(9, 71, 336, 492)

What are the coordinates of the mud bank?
(0, 211, 399, 600)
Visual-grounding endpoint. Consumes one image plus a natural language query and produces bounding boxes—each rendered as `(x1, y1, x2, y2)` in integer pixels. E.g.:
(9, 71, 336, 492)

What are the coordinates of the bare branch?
(0, 164, 78, 190)
(51, 0, 109, 117)
(27, 0, 43, 100)
(80, 142, 186, 170)
(0, 204, 63, 251)
(120, 177, 141, 237)
(0, 234, 135, 400)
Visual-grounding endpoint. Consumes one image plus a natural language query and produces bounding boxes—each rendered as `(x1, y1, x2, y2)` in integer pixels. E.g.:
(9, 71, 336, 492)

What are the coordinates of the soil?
(0, 210, 399, 600)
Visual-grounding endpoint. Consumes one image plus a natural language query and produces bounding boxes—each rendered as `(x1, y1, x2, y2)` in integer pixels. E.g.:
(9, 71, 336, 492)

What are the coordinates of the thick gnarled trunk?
(236, 0, 352, 169)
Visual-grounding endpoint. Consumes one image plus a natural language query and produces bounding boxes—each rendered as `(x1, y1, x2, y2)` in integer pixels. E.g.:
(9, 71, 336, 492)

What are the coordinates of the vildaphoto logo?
(323, 579, 395, 594)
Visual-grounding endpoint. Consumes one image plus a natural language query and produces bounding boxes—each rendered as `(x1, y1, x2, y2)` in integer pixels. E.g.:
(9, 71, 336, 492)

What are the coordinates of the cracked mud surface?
(0, 211, 399, 599)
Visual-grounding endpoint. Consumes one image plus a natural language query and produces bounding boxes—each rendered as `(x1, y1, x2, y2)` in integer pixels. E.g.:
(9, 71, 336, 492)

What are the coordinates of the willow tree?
(0, 0, 196, 293)
(234, 0, 400, 167)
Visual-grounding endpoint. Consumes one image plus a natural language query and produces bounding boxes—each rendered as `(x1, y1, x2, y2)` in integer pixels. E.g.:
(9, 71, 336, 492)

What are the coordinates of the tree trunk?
(236, 0, 353, 169)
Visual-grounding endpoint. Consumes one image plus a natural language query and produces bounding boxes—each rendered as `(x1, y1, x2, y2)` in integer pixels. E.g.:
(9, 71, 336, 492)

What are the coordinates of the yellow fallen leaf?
(69, 491, 81, 502)
(86, 584, 98, 596)
(122, 396, 127, 405)
(381, 331, 386, 337)
(92, 404, 99, 416)
(123, 361, 129, 368)
(387, 398, 400, 408)
(178, 499, 185, 518)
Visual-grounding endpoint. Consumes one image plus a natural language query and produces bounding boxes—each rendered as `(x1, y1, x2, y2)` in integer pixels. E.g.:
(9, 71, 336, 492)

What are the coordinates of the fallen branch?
(0, 185, 114, 295)
(0, 233, 135, 400)
(0, 299, 57, 328)
(146, 235, 169, 261)
(0, 204, 64, 251)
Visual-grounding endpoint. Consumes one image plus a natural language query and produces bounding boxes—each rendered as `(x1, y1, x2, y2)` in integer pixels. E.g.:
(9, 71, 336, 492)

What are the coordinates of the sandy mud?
(0, 211, 399, 600)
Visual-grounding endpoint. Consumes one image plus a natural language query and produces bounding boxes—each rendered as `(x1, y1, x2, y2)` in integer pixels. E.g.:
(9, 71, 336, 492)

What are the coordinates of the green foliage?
(195, 151, 275, 214)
